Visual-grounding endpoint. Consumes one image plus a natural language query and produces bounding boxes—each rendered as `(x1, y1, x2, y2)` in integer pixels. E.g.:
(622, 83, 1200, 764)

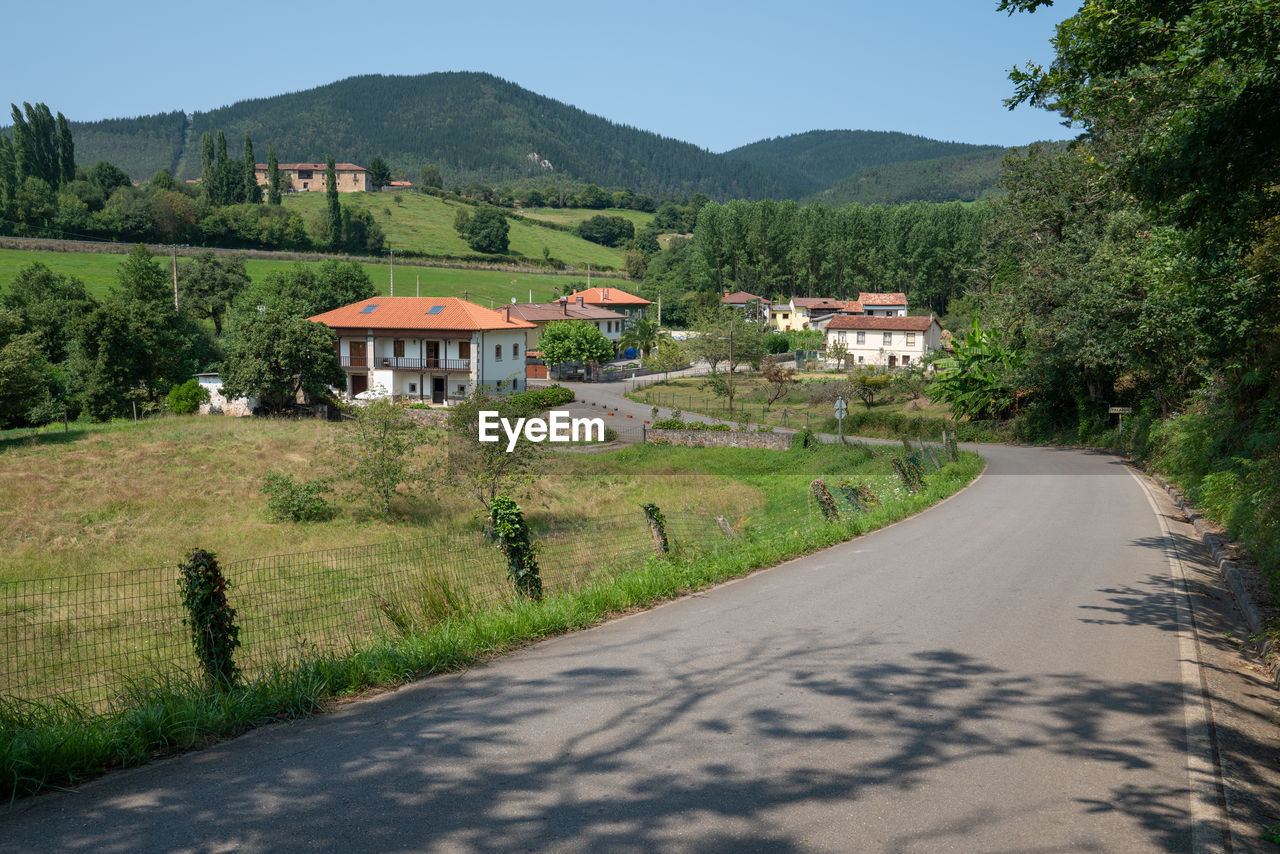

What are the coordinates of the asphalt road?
(4, 437, 1249, 852)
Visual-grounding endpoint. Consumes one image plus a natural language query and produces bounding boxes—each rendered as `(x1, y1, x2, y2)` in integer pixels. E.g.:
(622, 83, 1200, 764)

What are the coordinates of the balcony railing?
(342, 356, 471, 372)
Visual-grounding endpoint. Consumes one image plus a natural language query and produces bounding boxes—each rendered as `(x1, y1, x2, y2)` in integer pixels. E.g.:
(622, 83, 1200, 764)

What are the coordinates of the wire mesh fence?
(0, 511, 727, 710)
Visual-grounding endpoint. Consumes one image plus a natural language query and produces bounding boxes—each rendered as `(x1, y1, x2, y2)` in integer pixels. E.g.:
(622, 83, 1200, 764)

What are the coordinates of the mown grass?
(516, 206, 656, 230)
(281, 192, 627, 268)
(0, 441, 983, 800)
(0, 247, 608, 304)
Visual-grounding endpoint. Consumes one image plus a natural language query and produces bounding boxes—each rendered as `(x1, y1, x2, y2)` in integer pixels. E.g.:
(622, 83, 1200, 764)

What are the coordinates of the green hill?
(813, 148, 1010, 205)
(723, 130, 1003, 197)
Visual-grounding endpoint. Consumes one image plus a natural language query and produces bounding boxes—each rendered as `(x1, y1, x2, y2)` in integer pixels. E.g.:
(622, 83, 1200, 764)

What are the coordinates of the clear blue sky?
(7, 0, 1079, 152)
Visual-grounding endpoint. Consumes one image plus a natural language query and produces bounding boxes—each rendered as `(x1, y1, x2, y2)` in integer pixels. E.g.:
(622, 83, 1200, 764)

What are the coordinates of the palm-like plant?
(619, 314, 665, 358)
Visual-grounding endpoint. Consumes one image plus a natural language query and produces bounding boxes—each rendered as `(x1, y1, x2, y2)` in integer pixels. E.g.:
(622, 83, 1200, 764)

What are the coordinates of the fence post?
(641, 503, 669, 556)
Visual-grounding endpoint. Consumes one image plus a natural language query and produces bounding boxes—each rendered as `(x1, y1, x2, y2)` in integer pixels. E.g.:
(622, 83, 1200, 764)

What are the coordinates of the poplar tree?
(266, 146, 281, 205)
(325, 155, 341, 248)
(242, 135, 260, 203)
(199, 132, 215, 193)
(56, 112, 74, 186)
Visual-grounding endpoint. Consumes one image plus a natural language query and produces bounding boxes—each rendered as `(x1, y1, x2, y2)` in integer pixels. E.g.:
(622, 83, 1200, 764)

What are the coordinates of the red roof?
(509, 302, 624, 323)
(858, 292, 908, 306)
(825, 315, 938, 331)
(837, 300, 864, 313)
(791, 297, 846, 309)
(564, 286, 651, 307)
(309, 297, 535, 332)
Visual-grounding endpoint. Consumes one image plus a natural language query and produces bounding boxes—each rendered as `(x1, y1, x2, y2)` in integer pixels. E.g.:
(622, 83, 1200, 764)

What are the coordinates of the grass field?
(516, 206, 656, 230)
(0, 413, 954, 710)
(630, 372, 956, 430)
(0, 246, 622, 304)
(281, 192, 628, 268)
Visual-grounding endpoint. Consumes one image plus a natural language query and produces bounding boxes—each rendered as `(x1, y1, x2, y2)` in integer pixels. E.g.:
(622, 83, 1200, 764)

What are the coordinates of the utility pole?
(389, 247, 394, 296)
(171, 245, 180, 311)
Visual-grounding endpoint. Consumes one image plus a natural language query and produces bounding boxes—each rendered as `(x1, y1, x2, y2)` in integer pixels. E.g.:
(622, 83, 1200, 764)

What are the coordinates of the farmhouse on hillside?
(308, 297, 534, 403)
(254, 162, 372, 193)
(561, 286, 651, 325)
(825, 315, 943, 368)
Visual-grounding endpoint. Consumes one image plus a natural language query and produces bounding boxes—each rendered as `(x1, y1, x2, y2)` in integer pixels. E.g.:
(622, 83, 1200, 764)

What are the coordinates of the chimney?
(502, 306, 510, 323)
(561, 298, 567, 316)
(724, 289, 730, 299)
(602, 288, 609, 299)
(576, 296, 584, 307)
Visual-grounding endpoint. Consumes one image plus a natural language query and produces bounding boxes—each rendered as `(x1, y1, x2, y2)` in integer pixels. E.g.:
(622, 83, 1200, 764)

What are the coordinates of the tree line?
(0, 105, 385, 255)
(0, 247, 375, 428)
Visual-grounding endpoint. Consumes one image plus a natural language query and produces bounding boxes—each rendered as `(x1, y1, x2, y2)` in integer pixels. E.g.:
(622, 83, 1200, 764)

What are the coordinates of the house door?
(426, 341, 441, 368)
(887, 355, 897, 368)
(432, 376, 445, 404)
(348, 341, 367, 367)
(351, 373, 368, 395)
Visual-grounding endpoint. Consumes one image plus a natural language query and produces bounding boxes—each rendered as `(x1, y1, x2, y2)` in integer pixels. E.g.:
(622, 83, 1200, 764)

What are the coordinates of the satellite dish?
(511, 297, 517, 304)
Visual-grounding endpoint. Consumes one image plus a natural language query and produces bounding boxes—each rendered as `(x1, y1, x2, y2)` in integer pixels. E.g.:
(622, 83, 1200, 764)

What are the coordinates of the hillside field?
(281, 192, 631, 268)
(0, 247, 625, 305)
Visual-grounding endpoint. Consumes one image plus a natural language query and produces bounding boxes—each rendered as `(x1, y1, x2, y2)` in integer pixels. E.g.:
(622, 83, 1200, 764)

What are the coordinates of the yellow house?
(255, 162, 372, 193)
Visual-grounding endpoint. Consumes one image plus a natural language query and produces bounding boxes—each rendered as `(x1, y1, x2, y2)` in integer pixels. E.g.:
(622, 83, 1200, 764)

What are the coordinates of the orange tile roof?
(309, 297, 535, 332)
(858, 292, 908, 306)
(564, 286, 651, 306)
(826, 315, 937, 331)
(791, 297, 846, 309)
(837, 300, 864, 313)
(510, 303, 624, 323)
(254, 163, 368, 172)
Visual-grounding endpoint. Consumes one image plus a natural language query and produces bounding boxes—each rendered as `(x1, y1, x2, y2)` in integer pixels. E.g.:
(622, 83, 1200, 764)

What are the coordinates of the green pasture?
(0, 247, 622, 304)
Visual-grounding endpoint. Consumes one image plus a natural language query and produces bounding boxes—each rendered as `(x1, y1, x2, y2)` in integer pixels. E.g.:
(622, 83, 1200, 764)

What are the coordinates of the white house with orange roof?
(721, 290, 771, 323)
(563, 285, 651, 325)
(824, 315, 943, 368)
(308, 297, 535, 403)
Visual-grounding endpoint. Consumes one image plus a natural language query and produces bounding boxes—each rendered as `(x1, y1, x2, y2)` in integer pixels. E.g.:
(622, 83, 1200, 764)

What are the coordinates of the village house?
(824, 315, 943, 368)
(255, 162, 373, 193)
(562, 286, 651, 326)
(858, 292, 908, 316)
(721, 290, 771, 323)
(508, 298, 626, 352)
(308, 297, 535, 403)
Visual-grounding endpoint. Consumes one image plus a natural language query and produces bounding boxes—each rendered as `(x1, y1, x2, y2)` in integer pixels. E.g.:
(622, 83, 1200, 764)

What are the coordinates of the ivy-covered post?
(945, 431, 960, 463)
(892, 458, 920, 494)
(490, 495, 543, 601)
(809, 478, 840, 522)
(641, 503, 669, 556)
(918, 436, 941, 470)
(836, 479, 865, 512)
(178, 549, 241, 690)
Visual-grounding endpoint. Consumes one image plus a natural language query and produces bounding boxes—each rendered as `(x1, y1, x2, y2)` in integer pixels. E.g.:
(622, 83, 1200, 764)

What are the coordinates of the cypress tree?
(0, 136, 15, 211)
(266, 146, 281, 205)
(242, 135, 260, 203)
(325, 155, 341, 248)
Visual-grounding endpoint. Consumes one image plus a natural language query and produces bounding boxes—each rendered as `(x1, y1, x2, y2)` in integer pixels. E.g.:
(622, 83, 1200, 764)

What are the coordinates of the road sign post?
(834, 396, 847, 444)
(1108, 406, 1132, 433)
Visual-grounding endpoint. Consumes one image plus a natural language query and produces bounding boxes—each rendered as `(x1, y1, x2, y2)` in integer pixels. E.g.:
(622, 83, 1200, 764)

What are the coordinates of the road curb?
(1146, 471, 1280, 687)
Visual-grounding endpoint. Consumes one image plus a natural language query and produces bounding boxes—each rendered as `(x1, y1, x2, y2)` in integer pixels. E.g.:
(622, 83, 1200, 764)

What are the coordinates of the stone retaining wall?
(647, 428, 791, 450)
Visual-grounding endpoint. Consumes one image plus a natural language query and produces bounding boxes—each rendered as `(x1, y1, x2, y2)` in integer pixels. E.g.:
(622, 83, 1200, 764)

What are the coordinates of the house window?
(495, 344, 502, 361)
(906, 333, 916, 346)
(838, 331, 846, 341)
(857, 355, 864, 363)
(513, 343, 520, 358)
(782, 313, 789, 320)
(458, 341, 471, 359)
(298, 169, 313, 180)
(856, 331, 865, 345)
(883, 332, 892, 345)
(408, 382, 417, 393)
(393, 339, 405, 357)
(902, 355, 911, 365)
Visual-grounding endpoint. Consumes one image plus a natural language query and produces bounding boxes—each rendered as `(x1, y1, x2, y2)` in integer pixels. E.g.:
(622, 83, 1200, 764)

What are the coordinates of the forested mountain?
(813, 148, 1009, 205)
(61, 74, 789, 199)
(48, 74, 1017, 203)
(723, 130, 1003, 197)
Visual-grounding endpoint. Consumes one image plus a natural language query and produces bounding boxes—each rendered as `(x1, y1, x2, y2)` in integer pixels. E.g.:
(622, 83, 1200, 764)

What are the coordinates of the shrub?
(651, 418, 730, 431)
(490, 495, 542, 600)
(507, 384, 574, 412)
(260, 473, 335, 522)
(165, 379, 209, 415)
(791, 427, 818, 449)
